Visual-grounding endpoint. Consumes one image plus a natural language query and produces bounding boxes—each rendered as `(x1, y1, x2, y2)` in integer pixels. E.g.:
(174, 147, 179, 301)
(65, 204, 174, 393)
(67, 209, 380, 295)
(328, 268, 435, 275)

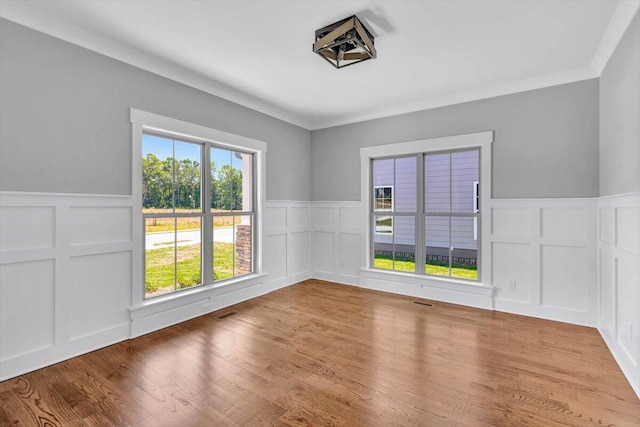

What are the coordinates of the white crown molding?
(590, 0, 640, 75)
(310, 67, 598, 130)
(0, 1, 313, 130)
(0, 1, 630, 131)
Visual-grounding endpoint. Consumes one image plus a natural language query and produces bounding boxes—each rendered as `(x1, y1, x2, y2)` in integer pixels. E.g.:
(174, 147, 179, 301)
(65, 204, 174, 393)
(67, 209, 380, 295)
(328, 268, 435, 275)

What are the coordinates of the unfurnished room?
(0, 0, 639, 425)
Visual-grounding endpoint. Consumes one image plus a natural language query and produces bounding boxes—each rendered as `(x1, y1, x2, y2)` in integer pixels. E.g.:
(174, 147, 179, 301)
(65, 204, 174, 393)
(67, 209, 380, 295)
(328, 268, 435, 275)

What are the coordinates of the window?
(370, 148, 481, 281)
(371, 157, 417, 271)
(374, 185, 393, 235)
(424, 149, 479, 280)
(374, 186, 393, 211)
(142, 133, 255, 299)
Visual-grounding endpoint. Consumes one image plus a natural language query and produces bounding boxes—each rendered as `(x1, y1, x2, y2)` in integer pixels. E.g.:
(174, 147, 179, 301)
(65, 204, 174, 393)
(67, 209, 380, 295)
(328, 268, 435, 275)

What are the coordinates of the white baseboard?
(494, 299, 594, 326)
(599, 325, 640, 399)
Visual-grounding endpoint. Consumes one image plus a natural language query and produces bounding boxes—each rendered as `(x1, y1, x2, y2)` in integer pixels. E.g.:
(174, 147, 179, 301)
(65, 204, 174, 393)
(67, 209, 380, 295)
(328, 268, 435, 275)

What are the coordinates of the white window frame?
(473, 180, 479, 241)
(360, 131, 493, 288)
(130, 108, 266, 308)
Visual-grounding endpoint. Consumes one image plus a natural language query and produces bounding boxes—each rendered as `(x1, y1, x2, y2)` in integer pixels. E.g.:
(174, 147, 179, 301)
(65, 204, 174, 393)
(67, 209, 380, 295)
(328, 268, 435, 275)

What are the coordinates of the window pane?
(176, 217, 201, 289)
(174, 141, 201, 213)
(451, 217, 478, 280)
(231, 152, 253, 212)
(394, 157, 416, 213)
(373, 215, 393, 270)
(211, 147, 232, 212)
(145, 217, 176, 298)
(234, 215, 253, 276)
(142, 134, 174, 213)
(451, 150, 479, 213)
(393, 216, 415, 273)
(425, 153, 451, 213)
(425, 216, 450, 277)
(213, 215, 234, 281)
(372, 159, 394, 211)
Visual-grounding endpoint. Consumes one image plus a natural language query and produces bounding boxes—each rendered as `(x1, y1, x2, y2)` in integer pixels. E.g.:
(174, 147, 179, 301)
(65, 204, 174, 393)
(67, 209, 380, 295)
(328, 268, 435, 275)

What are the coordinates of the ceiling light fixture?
(313, 15, 376, 69)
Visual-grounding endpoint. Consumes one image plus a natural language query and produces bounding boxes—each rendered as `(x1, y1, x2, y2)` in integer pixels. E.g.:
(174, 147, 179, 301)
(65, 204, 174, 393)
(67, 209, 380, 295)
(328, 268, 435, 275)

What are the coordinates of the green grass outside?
(373, 255, 477, 280)
(145, 242, 235, 295)
(144, 209, 239, 233)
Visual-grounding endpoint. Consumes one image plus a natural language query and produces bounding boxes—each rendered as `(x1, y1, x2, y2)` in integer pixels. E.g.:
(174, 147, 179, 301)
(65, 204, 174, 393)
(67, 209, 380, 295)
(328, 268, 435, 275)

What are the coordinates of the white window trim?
(130, 108, 267, 309)
(360, 131, 493, 288)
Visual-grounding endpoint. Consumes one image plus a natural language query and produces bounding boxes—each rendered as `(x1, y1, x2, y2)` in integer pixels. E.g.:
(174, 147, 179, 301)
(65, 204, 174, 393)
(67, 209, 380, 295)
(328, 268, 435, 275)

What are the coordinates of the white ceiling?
(0, 1, 635, 129)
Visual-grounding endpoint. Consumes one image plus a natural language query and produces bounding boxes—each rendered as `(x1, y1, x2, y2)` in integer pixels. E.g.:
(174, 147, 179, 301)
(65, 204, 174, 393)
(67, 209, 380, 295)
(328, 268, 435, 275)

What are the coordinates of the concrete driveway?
(146, 226, 234, 249)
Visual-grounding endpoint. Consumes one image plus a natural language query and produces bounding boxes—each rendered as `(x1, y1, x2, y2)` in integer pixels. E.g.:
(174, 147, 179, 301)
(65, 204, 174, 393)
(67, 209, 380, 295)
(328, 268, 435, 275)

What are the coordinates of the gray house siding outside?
(373, 150, 479, 259)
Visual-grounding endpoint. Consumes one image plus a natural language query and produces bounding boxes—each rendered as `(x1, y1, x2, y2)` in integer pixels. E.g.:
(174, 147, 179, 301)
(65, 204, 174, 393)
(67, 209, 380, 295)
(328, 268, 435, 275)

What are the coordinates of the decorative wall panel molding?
(0, 191, 133, 380)
(127, 200, 313, 338)
(311, 201, 362, 286)
(597, 192, 640, 398)
(2, 192, 637, 399)
(0, 193, 312, 381)
(490, 198, 597, 326)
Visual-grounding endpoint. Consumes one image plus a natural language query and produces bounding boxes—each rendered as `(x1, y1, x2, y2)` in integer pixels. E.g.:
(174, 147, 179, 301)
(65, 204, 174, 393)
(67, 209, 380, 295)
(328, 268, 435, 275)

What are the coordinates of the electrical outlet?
(340, 259, 346, 267)
(508, 280, 516, 290)
(629, 324, 633, 341)
(202, 303, 212, 312)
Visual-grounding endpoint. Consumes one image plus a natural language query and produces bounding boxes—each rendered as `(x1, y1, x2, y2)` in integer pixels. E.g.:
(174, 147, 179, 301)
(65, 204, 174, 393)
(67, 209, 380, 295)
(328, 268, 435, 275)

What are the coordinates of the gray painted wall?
(0, 19, 311, 200)
(311, 79, 599, 201)
(599, 12, 640, 196)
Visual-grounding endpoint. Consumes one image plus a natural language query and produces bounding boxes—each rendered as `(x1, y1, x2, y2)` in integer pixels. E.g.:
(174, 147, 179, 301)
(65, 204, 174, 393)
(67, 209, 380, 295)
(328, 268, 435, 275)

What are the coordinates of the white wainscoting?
(311, 201, 362, 286)
(311, 201, 493, 309)
(3, 193, 637, 397)
(0, 193, 312, 381)
(263, 200, 312, 290)
(0, 191, 133, 381)
(597, 192, 640, 398)
(490, 198, 597, 326)
(130, 200, 312, 337)
(311, 199, 598, 324)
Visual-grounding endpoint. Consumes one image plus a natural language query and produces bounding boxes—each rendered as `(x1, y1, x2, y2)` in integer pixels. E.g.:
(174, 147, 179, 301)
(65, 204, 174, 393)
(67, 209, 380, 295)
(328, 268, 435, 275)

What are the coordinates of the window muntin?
(142, 132, 255, 299)
(371, 148, 480, 281)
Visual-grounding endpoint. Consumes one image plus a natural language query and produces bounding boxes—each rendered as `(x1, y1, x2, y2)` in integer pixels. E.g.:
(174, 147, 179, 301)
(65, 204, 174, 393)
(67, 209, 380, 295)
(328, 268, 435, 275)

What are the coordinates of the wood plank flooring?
(1, 279, 639, 426)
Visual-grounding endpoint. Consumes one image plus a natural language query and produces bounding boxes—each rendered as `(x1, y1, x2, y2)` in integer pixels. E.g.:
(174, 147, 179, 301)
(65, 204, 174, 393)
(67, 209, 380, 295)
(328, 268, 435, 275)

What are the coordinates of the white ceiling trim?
(0, 1, 313, 129)
(0, 1, 632, 131)
(590, 0, 640, 75)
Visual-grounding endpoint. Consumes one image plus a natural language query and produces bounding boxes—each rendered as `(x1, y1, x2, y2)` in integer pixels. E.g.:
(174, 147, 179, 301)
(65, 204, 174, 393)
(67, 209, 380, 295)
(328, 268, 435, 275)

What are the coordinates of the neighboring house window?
(371, 149, 480, 281)
(374, 185, 394, 236)
(374, 186, 393, 211)
(142, 132, 255, 299)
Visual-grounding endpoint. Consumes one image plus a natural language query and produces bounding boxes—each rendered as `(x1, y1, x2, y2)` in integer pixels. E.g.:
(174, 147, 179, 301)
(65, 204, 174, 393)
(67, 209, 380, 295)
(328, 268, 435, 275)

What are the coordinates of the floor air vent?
(412, 301, 434, 307)
(216, 311, 237, 320)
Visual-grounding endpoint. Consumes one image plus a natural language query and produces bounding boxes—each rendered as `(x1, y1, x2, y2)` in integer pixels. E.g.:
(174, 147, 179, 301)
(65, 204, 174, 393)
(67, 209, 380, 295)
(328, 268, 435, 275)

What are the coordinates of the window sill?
(360, 267, 492, 295)
(130, 273, 267, 317)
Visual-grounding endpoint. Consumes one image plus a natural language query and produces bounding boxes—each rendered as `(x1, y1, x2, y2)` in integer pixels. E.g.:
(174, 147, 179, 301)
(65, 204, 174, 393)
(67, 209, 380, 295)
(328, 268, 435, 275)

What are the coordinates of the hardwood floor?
(1, 279, 639, 426)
